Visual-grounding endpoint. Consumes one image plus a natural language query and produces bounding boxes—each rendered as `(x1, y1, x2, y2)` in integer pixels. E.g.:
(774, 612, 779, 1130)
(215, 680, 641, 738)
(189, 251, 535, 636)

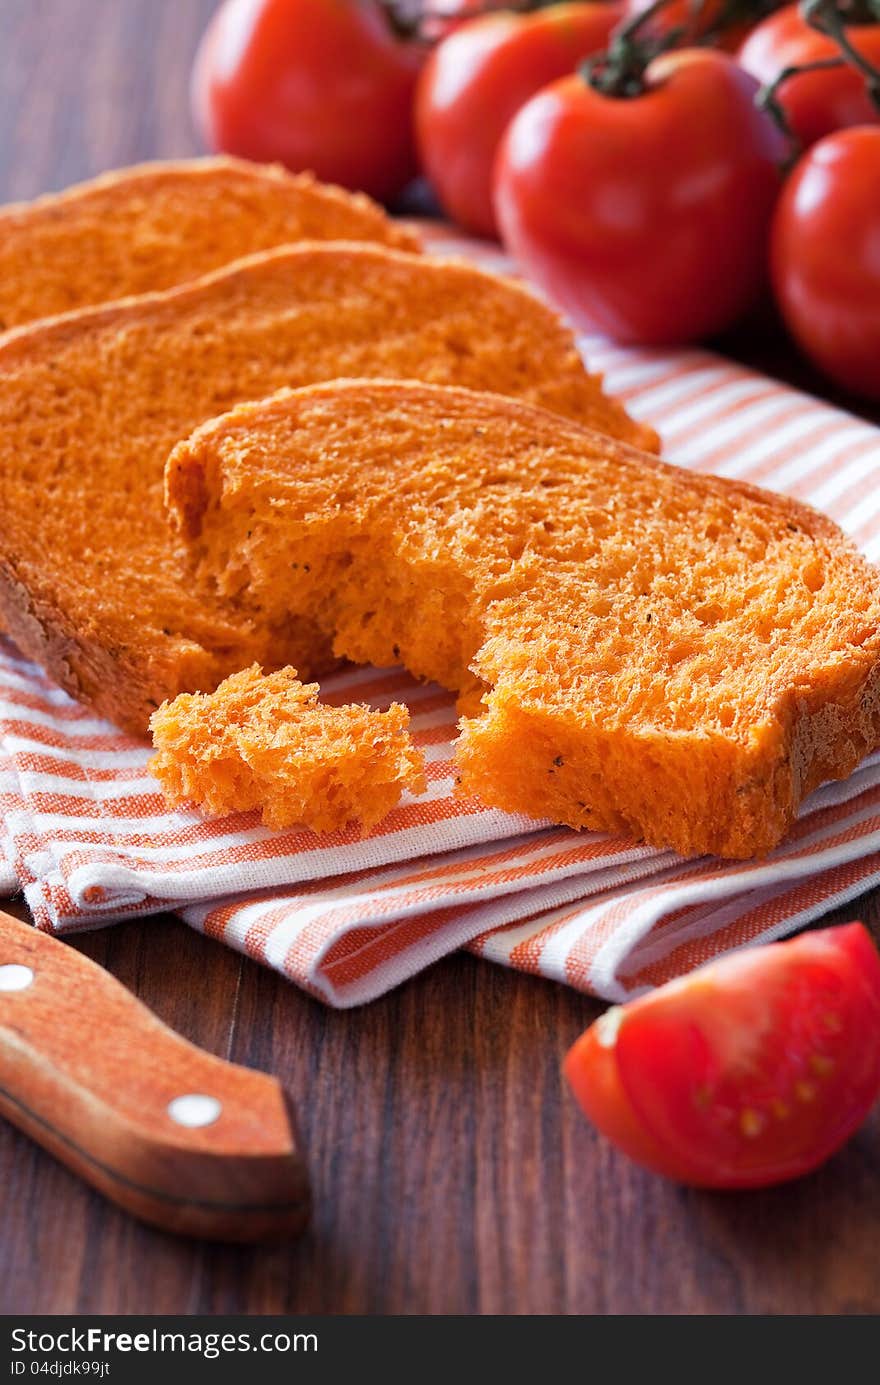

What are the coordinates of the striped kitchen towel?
(1, 223, 879, 1007)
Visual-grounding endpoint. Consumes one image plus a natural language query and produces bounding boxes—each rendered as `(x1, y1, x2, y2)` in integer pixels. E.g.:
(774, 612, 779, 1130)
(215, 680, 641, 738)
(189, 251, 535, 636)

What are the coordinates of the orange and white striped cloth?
(2, 223, 879, 1007)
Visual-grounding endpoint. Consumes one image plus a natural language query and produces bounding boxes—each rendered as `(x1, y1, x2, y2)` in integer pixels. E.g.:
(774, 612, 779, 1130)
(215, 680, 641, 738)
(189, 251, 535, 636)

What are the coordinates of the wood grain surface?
(1, 0, 879, 1316)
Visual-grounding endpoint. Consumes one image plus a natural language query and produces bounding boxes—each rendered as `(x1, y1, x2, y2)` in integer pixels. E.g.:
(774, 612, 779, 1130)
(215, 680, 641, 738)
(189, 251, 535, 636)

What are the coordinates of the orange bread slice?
(149, 664, 425, 833)
(167, 380, 880, 860)
(0, 242, 653, 736)
(0, 156, 419, 331)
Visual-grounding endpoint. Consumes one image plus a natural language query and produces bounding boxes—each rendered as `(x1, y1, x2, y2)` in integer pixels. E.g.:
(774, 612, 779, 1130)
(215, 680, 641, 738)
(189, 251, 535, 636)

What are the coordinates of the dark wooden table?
(1, 0, 879, 1317)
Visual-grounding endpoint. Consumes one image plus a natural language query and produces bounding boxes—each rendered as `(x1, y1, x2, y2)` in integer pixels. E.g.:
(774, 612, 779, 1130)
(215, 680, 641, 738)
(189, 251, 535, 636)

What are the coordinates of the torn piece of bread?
(150, 664, 425, 833)
(0, 242, 653, 737)
(0, 156, 419, 332)
(167, 380, 880, 860)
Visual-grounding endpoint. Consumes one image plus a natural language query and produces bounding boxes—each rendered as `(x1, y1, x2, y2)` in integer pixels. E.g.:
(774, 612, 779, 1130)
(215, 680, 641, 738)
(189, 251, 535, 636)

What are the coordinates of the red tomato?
(494, 49, 787, 344)
(739, 5, 880, 149)
(565, 923, 880, 1188)
(620, 0, 757, 52)
(419, 0, 529, 43)
(191, 0, 425, 204)
(416, 3, 621, 238)
(772, 126, 880, 400)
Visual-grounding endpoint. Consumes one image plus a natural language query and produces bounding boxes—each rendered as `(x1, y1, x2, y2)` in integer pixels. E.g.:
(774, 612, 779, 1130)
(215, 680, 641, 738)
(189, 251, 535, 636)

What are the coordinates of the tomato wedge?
(564, 923, 880, 1188)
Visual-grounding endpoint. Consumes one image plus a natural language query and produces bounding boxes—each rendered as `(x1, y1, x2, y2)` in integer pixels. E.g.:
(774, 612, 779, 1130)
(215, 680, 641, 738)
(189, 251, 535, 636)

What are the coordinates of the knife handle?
(0, 910, 309, 1241)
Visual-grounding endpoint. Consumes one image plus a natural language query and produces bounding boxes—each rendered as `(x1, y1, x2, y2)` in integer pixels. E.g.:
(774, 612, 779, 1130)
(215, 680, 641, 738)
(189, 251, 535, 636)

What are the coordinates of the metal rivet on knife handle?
(167, 1093, 223, 1128)
(0, 963, 35, 992)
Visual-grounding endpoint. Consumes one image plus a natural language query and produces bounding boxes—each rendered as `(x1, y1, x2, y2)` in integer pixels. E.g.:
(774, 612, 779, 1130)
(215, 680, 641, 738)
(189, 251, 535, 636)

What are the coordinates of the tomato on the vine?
(191, 0, 425, 204)
(739, 4, 880, 149)
(772, 125, 880, 400)
(416, 3, 622, 238)
(565, 923, 880, 1189)
(494, 48, 787, 344)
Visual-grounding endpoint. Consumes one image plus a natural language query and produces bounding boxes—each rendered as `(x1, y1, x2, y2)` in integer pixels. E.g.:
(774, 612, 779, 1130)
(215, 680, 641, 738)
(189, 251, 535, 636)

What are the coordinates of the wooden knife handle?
(0, 910, 309, 1241)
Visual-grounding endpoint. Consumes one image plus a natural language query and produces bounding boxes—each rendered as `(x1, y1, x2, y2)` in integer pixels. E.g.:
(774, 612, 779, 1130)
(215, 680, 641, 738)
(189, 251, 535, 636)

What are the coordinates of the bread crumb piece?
(149, 664, 426, 834)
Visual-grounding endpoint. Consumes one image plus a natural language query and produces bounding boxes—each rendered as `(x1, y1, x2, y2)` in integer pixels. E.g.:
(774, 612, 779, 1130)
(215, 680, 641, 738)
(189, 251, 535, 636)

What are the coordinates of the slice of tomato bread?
(0, 156, 419, 332)
(166, 380, 880, 859)
(0, 241, 652, 736)
(149, 664, 425, 833)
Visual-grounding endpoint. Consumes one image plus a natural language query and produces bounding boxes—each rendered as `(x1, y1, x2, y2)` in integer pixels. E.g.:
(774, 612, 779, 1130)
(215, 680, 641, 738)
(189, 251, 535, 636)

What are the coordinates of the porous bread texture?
(0, 240, 650, 735)
(166, 380, 880, 860)
(149, 664, 425, 833)
(0, 156, 419, 332)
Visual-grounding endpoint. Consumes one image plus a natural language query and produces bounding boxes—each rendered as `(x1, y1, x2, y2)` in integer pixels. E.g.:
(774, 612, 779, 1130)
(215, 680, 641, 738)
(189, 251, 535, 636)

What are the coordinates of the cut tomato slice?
(564, 924, 880, 1188)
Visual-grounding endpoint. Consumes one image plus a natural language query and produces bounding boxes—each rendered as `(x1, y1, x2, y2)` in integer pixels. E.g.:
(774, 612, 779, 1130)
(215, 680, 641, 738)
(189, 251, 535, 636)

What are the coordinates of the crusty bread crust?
(0, 156, 420, 332)
(165, 380, 880, 859)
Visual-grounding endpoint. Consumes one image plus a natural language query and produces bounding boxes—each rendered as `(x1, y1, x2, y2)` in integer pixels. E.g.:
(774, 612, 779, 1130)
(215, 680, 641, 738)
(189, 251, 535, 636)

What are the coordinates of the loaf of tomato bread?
(0, 242, 651, 735)
(165, 380, 880, 859)
(150, 664, 425, 833)
(0, 156, 419, 332)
